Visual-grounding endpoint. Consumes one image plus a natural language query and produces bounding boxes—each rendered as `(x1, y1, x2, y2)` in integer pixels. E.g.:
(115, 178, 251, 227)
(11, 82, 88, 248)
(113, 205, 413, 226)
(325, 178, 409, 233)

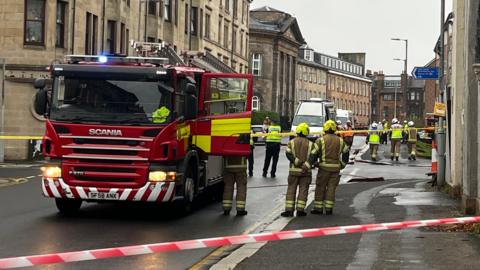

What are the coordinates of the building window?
(225, 0, 230, 12)
(224, 24, 229, 48)
(148, 0, 156, 15)
(85, 12, 92, 54)
(410, 92, 415, 101)
(125, 28, 129, 55)
(252, 96, 260, 111)
(24, 0, 46, 45)
(233, 0, 238, 18)
(174, 0, 178, 25)
(205, 13, 211, 39)
(191, 7, 198, 36)
(218, 17, 222, 44)
(252, 53, 262, 76)
(164, 0, 171, 21)
(120, 23, 126, 54)
(232, 28, 237, 53)
(305, 50, 313, 61)
(55, 1, 66, 48)
(106, 20, 116, 54)
(184, 4, 189, 34)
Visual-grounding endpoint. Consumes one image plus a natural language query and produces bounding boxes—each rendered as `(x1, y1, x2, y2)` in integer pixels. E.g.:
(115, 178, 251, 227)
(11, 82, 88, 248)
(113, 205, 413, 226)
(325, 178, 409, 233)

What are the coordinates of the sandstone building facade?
(248, 6, 305, 128)
(0, 0, 251, 160)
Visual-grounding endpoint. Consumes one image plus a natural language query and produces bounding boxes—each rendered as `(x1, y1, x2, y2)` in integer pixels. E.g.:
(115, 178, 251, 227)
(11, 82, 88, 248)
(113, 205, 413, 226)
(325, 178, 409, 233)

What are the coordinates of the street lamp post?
(392, 38, 408, 120)
(393, 58, 406, 119)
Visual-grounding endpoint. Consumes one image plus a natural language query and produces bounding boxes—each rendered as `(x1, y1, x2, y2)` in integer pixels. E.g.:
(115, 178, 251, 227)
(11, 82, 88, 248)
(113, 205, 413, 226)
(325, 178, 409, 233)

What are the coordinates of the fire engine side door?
(193, 73, 253, 156)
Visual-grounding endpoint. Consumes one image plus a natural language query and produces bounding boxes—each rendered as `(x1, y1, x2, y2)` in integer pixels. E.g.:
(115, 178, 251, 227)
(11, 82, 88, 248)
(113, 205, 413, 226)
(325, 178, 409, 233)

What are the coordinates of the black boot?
(408, 157, 412, 160)
(395, 157, 399, 161)
(262, 172, 267, 177)
(412, 156, 416, 161)
(223, 210, 231, 216)
(390, 156, 394, 161)
(296, 210, 307, 217)
(310, 209, 323, 215)
(248, 172, 253, 177)
(281, 211, 294, 217)
(236, 210, 248, 216)
(325, 208, 333, 215)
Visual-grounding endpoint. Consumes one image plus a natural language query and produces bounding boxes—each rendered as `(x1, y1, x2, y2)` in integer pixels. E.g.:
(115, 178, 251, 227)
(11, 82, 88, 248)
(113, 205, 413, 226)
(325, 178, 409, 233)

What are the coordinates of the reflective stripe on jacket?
(266, 125, 282, 143)
(391, 124, 403, 139)
(315, 134, 349, 172)
(225, 156, 247, 172)
(285, 137, 318, 175)
(369, 131, 380, 144)
(343, 127, 354, 137)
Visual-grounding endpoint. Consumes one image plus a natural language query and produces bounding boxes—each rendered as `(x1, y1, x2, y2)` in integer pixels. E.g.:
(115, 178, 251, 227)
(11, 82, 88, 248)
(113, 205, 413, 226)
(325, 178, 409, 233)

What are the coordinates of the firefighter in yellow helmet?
(367, 122, 381, 161)
(223, 154, 248, 216)
(152, 106, 171, 124)
(311, 120, 349, 215)
(390, 118, 403, 161)
(407, 121, 417, 161)
(281, 123, 319, 217)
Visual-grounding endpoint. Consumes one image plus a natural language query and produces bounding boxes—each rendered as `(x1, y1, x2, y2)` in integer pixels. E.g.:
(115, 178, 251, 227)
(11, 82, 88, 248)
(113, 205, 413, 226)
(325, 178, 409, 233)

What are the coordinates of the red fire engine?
(33, 53, 252, 215)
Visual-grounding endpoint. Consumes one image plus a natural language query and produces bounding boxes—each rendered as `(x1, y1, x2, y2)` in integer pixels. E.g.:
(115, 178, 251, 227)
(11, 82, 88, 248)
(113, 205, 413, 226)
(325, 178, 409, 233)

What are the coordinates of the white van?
(336, 109, 354, 128)
(291, 98, 336, 139)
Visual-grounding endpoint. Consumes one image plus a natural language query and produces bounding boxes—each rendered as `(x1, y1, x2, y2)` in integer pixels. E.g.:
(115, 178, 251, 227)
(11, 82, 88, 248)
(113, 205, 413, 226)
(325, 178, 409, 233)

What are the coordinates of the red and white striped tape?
(1, 216, 479, 269)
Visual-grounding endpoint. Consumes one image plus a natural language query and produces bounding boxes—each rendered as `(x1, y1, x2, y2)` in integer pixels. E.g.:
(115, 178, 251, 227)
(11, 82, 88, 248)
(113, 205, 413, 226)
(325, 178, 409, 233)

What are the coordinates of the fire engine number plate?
(87, 192, 119, 200)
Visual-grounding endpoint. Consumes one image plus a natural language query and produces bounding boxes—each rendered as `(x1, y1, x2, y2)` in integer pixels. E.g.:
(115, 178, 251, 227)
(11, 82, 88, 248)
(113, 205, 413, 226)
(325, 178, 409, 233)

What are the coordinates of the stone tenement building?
(296, 45, 328, 101)
(305, 50, 372, 127)
(0, 0, 251, 160)
(296, 45, 371, 126)
(369, 72, 427, 124)
(248, 6, 305, 128)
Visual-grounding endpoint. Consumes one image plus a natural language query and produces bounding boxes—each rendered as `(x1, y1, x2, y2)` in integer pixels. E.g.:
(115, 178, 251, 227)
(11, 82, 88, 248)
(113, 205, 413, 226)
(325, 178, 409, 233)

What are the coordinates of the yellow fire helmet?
(296, 122, 310, 136)
(324, 120, 337, 133)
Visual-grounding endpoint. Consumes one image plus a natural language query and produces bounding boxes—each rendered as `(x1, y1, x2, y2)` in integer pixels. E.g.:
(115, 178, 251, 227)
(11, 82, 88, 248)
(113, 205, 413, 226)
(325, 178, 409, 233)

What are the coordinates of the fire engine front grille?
(63, 163, 148, 188)
(72, 148, 139, 156)
(73, 138, 141, 146)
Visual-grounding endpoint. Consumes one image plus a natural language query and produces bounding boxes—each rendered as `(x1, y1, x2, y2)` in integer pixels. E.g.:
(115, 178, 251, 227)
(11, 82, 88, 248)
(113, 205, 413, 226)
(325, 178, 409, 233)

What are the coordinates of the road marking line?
(0, 178, 29, 188)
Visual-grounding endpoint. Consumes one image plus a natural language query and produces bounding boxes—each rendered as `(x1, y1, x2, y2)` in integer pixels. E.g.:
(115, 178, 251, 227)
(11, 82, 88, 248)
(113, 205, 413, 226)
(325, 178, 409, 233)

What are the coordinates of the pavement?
(0, 138, 479, 270)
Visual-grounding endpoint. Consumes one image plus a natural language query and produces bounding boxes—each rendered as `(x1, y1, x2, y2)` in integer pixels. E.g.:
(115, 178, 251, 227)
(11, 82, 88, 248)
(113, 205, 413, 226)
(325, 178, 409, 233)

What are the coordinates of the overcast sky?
(251, 0, 453, 75)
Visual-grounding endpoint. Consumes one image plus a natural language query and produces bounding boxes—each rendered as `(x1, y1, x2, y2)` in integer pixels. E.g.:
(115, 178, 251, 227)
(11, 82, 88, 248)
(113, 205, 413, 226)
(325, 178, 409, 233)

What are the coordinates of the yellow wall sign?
(434, 102, 446, 117)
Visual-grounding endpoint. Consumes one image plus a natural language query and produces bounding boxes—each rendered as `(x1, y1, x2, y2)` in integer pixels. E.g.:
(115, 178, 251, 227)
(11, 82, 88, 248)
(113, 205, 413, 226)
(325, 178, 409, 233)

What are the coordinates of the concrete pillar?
(461, 0, 479, 215)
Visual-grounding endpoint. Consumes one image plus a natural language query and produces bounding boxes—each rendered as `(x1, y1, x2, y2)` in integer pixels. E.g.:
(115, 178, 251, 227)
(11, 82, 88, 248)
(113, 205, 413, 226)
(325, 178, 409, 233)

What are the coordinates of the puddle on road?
(379, 187, 455, 206)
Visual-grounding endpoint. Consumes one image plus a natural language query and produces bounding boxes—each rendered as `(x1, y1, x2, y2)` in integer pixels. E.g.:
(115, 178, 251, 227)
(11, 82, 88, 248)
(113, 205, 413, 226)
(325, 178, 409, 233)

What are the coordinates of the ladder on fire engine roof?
(132, 41, 236, 74)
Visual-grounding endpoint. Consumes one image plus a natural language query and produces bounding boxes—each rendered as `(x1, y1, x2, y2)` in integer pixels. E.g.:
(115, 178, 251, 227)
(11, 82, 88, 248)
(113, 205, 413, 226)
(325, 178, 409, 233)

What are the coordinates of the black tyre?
(177, 176, 196, 214)
(55, 198, 82, 216)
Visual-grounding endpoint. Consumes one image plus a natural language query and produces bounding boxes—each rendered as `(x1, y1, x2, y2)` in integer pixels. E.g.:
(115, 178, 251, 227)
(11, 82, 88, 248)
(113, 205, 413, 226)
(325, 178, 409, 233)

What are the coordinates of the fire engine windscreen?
(50, 76, 172, 125)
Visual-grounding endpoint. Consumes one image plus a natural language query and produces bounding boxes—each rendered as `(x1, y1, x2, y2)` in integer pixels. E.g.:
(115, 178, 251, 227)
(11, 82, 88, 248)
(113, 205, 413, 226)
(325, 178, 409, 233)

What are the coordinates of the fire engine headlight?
(41, 166, 62, 178)
(149, 171, 176, 182)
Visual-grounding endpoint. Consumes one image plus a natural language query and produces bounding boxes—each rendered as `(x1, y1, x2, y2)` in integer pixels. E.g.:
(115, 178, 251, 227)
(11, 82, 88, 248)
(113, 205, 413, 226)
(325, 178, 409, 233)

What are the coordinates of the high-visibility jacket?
(285, 137, 318, 176)
(408, 128, 418, 142)
(368, 131, 380, 144)
(403, 124, 409, 133)
(343, 127, 354, 137)
(266, 125, 282, 143)
(152, 106, 171, 123)
(224, 156, 247, 172)
(315, 134, 349, 172)
(391, 124, 403, 140)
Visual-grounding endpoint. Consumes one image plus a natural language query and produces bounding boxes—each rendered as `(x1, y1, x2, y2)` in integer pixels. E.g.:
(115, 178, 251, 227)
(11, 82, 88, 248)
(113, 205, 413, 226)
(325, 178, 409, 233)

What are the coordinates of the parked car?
(251, 125, 266, 144)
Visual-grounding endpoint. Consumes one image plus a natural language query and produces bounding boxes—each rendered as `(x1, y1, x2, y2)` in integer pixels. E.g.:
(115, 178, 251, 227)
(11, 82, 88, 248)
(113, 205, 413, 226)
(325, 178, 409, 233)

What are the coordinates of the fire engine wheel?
(55, 198, 82, 216)
(178, 177, 195, 213)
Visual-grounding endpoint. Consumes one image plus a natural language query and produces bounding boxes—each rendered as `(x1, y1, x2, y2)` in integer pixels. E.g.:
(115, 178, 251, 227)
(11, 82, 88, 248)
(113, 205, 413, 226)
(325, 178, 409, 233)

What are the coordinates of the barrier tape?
(0, 127, 437, 140)
(0, 136, 42, 140)
(251, 127, 436, 138)
(0, 216, 478, 269)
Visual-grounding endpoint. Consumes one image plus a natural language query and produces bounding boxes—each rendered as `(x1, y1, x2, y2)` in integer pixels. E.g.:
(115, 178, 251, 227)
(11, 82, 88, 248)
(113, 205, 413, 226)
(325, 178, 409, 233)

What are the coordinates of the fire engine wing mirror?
(34, 78, 46, 89)
(34, 88, 48, 116)
(185, 94, 198, 120)
(185, 83, 197, 96)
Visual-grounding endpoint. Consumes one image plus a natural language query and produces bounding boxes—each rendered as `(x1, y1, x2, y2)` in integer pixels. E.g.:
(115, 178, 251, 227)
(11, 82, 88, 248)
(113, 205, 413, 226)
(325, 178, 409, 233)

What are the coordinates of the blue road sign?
(412, 67, 439, 80)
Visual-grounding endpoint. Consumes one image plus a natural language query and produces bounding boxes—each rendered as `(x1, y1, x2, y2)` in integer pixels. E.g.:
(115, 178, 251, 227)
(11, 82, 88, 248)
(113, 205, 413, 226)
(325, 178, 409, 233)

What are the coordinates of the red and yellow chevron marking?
(193, 115, 251, 155)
